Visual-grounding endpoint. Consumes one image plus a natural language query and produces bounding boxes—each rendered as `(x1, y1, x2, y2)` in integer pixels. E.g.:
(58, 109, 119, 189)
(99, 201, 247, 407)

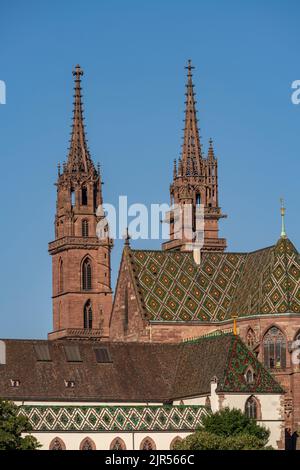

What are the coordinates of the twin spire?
(178, 60, 216, 178)
(66, 65, 95, 174)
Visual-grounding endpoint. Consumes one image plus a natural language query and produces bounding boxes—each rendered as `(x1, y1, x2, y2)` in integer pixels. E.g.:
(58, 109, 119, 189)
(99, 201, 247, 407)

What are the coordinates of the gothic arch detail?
(83, 300, 93, 329)
(170, 436, 183, 450)
(82, 219, 89, 237)
(140, 437, 156, 450)
(49, 437, 66, 450)
(263, 326, 286, 369)
(110, 437, 126, 450)
(79, 437, 96, 450)
(82, 257, 92, 291)
(245, 395, 261, 420)
(246, 328, 256, 349)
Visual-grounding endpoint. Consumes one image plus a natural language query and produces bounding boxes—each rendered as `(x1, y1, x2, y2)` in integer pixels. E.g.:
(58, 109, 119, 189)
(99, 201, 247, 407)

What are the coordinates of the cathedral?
(0, 62, 299, 450)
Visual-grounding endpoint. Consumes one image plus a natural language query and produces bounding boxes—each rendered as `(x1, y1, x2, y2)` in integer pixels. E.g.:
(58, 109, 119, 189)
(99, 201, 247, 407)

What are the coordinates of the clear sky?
(0, 0, 299, 339)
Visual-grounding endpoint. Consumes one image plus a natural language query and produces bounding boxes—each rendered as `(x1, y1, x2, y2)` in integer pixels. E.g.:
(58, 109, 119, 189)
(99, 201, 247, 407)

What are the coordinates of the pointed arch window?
(82, 186, 88, 206)
(170, 436, 183, 450)
(82, 258, 92, 291)
(245, 366, 255, 384)
(263, 326, 286, 369)
(84, 300, 93, 329)
(245, 396, 258, 419)
(246, 328, 256, 349)
(110, 437, 126, 450)
(59, 259, 64, 293)
(79, 437, 95, 450)
(49, 437, 66, 450)
(82, 219, 89, 237)
(140, 437, 156, 450)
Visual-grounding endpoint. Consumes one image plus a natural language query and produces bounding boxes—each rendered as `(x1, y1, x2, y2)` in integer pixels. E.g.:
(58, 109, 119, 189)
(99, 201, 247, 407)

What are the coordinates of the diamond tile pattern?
(18, 405, 209, 432)
(130, 238, 300, 321)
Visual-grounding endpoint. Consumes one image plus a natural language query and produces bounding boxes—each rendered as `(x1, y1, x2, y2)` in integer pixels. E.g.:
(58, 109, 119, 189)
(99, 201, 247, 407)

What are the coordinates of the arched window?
(246, 328, 256, 349)
(82, 258, 92, 290)
(110, 437, 126, 450)
(82, 187, 88, 206)
(245, 396, 258, 419)
(170, 437, 183, 450)
(263, 326, 286, 369)
(196, 194, 201, 206)
(140, 437, 156, 450)
(59, 259, 64, 293)
(245, 366, 255, 384)
(80, 437, 95, 450)
(49, 437, 66, 450)
(84, 300, 93, 329)
(82, 219, 89, 237)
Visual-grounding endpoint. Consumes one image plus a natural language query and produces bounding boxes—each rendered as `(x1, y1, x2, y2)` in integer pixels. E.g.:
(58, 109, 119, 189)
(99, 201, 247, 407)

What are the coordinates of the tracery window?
(83, 300, 93, 329)
(82, 258, 92, 290)
(245, 396, 258, 419)
(263, 327, 286, 369)
(110, 437, 126, 450)
(140, 437, 156, 450)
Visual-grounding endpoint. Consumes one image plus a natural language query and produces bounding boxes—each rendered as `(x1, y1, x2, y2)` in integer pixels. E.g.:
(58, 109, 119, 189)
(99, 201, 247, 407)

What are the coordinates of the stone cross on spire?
(66, 64, 94, 174)
(181, 59, 202, 176)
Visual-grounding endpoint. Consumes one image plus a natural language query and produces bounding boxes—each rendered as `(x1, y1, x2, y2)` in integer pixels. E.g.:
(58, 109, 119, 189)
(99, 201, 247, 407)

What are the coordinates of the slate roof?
(127, 238, 300, 322)
(0, 334, 283, 402)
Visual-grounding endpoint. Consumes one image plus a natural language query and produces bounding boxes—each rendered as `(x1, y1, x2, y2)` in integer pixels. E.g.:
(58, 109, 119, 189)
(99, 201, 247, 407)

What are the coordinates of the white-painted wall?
(221, 394, 283, 448)
(32, 432, 190, 450)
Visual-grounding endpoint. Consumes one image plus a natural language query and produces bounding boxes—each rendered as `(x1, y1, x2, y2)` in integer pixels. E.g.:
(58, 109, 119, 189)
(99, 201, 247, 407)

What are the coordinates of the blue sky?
(0, 0, 299, 338)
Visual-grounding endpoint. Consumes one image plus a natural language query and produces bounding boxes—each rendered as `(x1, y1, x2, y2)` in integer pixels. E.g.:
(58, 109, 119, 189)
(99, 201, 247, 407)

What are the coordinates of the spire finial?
(181, 60, 202, 176)
(280, 198, 287, 239)
(124, 227, 131, 246)
(208, 138, 215, 160)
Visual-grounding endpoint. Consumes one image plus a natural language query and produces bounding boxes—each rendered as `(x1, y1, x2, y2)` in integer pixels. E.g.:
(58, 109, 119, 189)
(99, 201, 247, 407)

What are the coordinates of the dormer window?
(64, 380, 75, 388)
(10, 379, 20, 387)
(245, 367, 255, 384)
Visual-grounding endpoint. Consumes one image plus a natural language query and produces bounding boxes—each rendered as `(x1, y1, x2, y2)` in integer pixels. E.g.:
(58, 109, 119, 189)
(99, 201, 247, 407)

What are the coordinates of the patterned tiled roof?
(128, 238, 300, 322)
(0, 335, 283, 401)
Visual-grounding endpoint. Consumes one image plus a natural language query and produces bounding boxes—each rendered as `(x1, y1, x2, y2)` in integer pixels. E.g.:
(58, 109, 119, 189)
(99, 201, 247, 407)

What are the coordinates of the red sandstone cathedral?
(47, 63, 300, 437)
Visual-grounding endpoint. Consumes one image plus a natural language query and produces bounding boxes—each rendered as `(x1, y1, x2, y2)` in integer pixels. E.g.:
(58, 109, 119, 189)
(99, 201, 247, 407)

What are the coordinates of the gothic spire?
(181, 60, 202, 176)
(66, 65, 94, 174)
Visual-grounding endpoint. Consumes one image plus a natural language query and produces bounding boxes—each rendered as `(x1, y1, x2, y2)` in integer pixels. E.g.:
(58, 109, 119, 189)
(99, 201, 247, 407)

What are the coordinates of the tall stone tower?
(163, 61, 227, 252)
(48, 65, 113, 341)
